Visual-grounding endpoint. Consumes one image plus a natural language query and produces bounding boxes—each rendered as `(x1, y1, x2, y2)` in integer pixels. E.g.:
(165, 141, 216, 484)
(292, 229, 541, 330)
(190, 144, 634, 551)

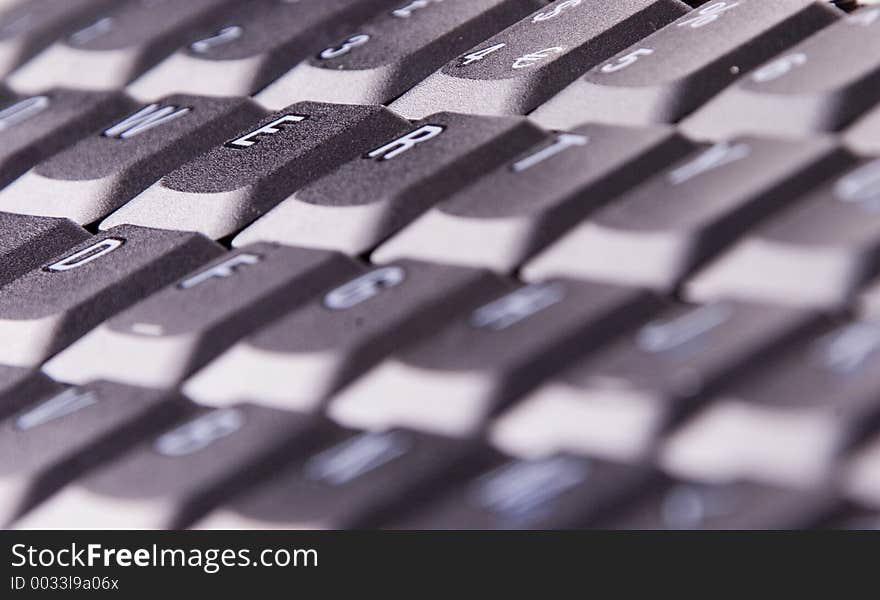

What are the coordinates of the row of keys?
(1, 374, 879, 529)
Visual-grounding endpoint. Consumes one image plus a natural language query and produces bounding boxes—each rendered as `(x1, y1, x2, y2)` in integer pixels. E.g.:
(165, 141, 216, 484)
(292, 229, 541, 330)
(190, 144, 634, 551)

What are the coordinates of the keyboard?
(0, 0, 879, 531)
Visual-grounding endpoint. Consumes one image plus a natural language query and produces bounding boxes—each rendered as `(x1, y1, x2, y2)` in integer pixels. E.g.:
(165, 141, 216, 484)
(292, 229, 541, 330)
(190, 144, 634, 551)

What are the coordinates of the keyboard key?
(329, 278, 660, 437)
(0, 0, 114, 78)
(680, 7, 880, 140)
(0, 89, 132, 189)
(522, 137, 853, 291)
(386, 453, 652, 529)
(0, 381, 187, 525)
(14, 404, 325, 529)
(232, 112, 546, 255)
(0, 225, 222, 367)
(43, 243, 356, 389)
(101, 102, 410, 240)
(255, 0, 542, 108)
(0, 365, 57, 419)
(599, 479, 840, 529)
(662, 319, 880, 488)
(128, 0, 397, 99)
(0, 213, 89, 287)
(531, 0, 840, 129)
(686, 158, 880, 309)
(0, 95, 264, 224)
(7, 0, 235, 92)
(184, 260, 500, 411)
(388, 0, 689, 118)
(196, 428, 485, 529)
(844, 102, 880, 156)
(490, 300, 821, 462)
(373, 123, 694, 272)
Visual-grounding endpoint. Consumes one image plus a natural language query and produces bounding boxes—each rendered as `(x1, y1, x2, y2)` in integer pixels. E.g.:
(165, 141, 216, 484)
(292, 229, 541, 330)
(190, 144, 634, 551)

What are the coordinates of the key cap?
(0, 95, 264, 224)
(128, 0, 398, 99)
(387, 453, 652, 529)
(686, 158, 880, 309)
(101, 102, 411, 240)
(0, 0, 114, 78)
(0, 89, 132, 189)
(0, 225, 222, 367)
(0, 213, 89, 287)
(196, 428, 485, 529)
(184, 260, 501, 411)
(0, 381, 187, 525)
(232, 112, 547, 255)
(0, 366, 57, 419)
(522, 137, 854, 291)
(490, 300, 821, 462)
(599, 478, 840, 529)
(388, 0, 690, 118)
(373, 123, 694, 272)
(844, 103, 880, 156)
(661, 318, 880, 488)
(531, 0, 840, 129)
(255, 0, 542, 109)
(680, 7, 880, 140)
(14, 404, 324, 529)
(7, 0, 235, 93)
(329, 278, 661, 437)
(44, 243, 358, 389)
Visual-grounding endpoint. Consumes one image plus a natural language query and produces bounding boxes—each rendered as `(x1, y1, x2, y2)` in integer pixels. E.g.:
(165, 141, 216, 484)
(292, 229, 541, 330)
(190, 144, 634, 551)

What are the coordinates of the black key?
(232, 112, 547, 255)
(101, 102, 410, 240)
(386, 453, 652, 529)
(820, 505, 880, 530)
(14, 405, 324, 529)
(45, 243, 358, 389)
(7, 0, 235, 92)
(0, 366, 58, 419)
(0, 95, 264, 225)
(532, 0, 840, 129)
(523, 137, 854, 291)
(0, 381, 187, 526)
(197, 428, 484, 529)
(374, 123, 694, 272)
(388, 0, 689, 118)
(256, 0, 542, 108)
(662, 318, 880, 488)
(490, 300, 821, 462)
(0, 0, 114, 77)
(681, 7, 880, 139)
(845, 102, 880, 156)
(0, 89, 132, 189)
(687, 158, 880, 309)
(328, 278, 660, 437)
(184, 259, 502, 411)
(0, 213, 89, 287)
(129, 0, 397, 99)
(0, 225, 222, 367)
(599, 478, 840, 530)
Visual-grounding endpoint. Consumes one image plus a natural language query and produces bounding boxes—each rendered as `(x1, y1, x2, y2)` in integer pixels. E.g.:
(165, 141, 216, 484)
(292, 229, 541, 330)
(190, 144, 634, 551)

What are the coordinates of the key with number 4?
(388, 0, 689, 118)
(532, 0, 840, 129)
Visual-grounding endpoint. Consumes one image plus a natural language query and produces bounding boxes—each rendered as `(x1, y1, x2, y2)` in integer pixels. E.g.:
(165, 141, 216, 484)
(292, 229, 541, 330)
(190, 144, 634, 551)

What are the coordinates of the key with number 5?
(389, 0, 689, 118)
(532, 0, 840, 129)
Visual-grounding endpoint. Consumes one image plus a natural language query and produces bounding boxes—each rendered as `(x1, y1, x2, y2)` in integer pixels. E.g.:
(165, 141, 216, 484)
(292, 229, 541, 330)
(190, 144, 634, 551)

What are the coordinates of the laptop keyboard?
(0, 0, 879, 530)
